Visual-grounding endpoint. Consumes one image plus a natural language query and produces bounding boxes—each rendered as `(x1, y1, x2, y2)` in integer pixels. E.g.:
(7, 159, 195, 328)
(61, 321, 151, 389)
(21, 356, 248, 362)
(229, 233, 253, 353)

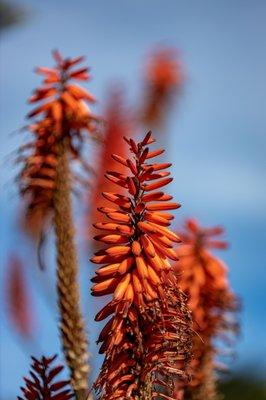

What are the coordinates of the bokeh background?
(0, 0, 265, 398)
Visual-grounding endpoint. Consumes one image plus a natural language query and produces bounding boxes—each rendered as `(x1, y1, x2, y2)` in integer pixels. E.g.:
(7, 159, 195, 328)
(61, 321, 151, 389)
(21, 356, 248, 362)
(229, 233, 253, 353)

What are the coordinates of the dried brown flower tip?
(91, 132, 192, 399)
(18, 50, 99, 236)
(18, 354, 73, 400)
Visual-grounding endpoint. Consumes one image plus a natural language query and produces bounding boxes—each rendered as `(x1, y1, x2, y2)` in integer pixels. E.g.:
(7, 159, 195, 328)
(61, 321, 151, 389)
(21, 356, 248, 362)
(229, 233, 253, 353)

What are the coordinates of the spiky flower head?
(176, 218, 235, 331)
(18, 354, 73, 400)
(175, 218, 238, 399)
(18, 50, 98, 235)
(91, 132, 192, 399)
(91, 131, 181, 306)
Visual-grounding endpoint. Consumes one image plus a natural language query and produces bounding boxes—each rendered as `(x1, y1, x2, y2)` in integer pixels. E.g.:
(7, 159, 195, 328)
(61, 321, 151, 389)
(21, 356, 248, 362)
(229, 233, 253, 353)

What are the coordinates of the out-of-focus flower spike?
(141, 47, 183, 129)
(174, 218, 239, 400)
(88, 88, 132, 244)
(6, 256, 35, 340)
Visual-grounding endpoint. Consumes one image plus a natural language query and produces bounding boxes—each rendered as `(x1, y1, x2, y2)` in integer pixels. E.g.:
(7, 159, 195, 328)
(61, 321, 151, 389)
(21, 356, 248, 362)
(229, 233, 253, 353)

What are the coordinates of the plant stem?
(54, 139, 90, 400)
(190, 349, 219, 400)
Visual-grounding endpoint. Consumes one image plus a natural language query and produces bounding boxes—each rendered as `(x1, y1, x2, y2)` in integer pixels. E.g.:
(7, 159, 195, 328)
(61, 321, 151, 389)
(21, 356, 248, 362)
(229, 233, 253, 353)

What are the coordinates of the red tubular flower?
(174, 218, 238, 399)
(141, 48, 183, 128)
(18, 354, 73, 400)
(18, 50, 98, 236)
(6, 256, 35, 339)
(91, 132, 192, 399)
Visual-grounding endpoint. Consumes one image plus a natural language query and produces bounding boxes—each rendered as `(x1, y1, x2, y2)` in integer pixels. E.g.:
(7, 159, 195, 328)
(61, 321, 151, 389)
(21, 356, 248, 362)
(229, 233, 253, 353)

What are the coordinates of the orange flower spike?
(91, 132, 192, 399)
(174, 218, 238, 399)
(142, 48, 183, 128)
(91, 131, 181, 307)
(176, 218, 235, 328)
(19, 50, 98, 236)
(29, 51, 95, 124)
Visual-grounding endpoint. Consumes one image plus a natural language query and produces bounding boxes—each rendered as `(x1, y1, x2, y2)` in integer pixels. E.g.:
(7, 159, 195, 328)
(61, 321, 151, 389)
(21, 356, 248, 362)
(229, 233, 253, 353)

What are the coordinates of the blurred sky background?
(0, 0, 266, 398)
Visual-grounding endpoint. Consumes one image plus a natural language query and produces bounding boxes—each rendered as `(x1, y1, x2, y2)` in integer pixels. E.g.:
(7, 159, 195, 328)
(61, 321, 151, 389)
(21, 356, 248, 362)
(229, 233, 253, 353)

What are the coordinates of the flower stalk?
(54, 139, 89, 399)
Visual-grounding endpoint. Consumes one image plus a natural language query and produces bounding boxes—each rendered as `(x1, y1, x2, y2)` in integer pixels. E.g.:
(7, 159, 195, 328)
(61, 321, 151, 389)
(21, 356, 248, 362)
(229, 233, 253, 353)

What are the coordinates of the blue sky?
(0, 0, 266, 397)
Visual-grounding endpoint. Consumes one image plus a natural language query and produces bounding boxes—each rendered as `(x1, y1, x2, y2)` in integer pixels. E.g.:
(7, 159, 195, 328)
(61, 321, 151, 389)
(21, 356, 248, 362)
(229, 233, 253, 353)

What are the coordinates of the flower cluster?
(174, 219, 238, 398)
(142, 48, 182, 127)
(11, 47, 242, 400)
(91, 132, 192, 399)
(18, 354, 73, 400)
(18, 51, 98, 235)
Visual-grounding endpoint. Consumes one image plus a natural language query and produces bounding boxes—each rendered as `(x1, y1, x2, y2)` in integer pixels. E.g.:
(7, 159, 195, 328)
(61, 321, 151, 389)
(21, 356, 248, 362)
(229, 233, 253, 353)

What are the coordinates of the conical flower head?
(27, 50, 97, 137)
(91, 131, 182, 310)
(176, 218, 234, 331)
(175, 218, 238, 399)
(18, 51, 98, 235)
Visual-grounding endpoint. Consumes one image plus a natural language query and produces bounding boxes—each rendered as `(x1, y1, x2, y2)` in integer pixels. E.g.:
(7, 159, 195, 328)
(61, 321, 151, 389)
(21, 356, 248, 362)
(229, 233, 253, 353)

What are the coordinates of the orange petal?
(146, 202, 181, 211)
(143, 177, 173, 192)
